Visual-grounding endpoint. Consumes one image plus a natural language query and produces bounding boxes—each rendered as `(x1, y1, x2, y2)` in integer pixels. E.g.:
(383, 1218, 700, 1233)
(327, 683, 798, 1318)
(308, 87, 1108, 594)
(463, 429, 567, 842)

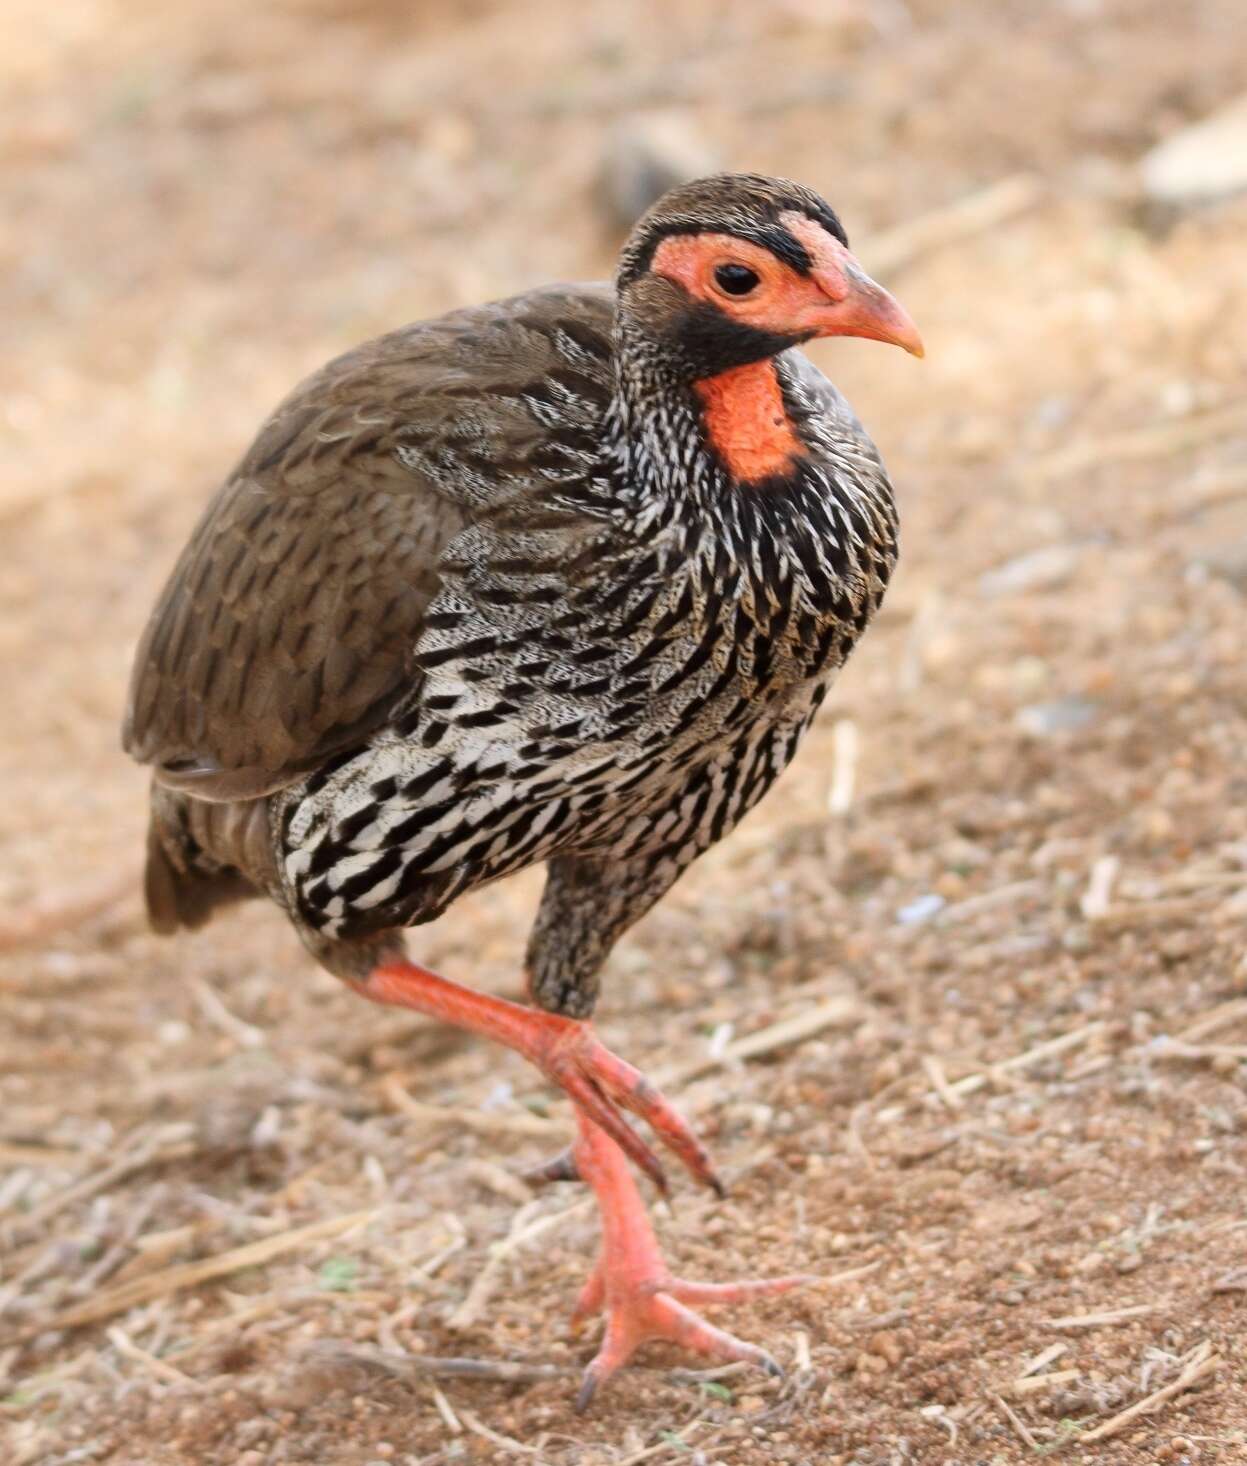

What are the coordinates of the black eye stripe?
(714, 263, 760, 296)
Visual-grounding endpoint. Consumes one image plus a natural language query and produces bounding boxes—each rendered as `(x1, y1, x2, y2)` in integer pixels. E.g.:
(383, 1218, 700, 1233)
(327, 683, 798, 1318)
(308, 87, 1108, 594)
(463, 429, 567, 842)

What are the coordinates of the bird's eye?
(713, 263, 760, 296)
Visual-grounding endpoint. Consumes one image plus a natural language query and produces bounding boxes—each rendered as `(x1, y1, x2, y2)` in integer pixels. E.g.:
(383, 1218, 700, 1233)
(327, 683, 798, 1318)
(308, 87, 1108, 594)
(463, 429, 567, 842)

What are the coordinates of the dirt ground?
(2, 1, 1246, 1462)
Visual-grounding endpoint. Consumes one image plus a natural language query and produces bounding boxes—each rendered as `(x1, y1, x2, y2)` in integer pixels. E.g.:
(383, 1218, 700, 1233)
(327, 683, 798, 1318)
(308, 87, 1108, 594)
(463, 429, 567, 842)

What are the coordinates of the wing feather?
(123, 286, 615, 800)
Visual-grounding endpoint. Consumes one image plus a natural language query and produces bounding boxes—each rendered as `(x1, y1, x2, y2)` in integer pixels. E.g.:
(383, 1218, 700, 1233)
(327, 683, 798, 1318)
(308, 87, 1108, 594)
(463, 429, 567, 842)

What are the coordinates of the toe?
(654, 1292, 780, 1371)
(665, 1273, 816, 1307)
(578, 1037, 722, 1194)
(558, 1066, 670, 1196)
(570, 1258, 606, 1326)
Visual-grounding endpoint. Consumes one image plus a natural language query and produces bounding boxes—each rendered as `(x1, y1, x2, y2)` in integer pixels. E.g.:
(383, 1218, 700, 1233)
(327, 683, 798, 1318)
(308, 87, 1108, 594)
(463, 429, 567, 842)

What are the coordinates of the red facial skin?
(652, 215, 923, 482)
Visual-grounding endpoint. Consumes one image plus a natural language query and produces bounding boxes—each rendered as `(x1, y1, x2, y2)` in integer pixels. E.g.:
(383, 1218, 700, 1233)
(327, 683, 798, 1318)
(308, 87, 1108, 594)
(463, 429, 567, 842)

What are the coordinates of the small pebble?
(1015, 697, 1098, 737)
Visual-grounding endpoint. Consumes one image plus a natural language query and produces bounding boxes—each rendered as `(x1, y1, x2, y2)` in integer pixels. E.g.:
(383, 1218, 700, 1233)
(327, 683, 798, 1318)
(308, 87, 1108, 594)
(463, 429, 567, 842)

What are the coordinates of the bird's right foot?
(569, 1113, 811, 1411)
(355, 956, 720, 1198)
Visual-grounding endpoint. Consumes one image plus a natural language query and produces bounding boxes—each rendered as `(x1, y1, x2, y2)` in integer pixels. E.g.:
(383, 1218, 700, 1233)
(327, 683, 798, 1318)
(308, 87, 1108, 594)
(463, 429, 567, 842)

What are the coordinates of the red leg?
(569, 1112, 815, 1411)
(351, 957, 719, 1197)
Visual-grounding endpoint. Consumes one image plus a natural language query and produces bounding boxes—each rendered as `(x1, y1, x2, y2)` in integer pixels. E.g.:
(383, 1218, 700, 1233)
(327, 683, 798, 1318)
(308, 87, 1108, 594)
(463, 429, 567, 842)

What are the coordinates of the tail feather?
(143, 782, 276, 934)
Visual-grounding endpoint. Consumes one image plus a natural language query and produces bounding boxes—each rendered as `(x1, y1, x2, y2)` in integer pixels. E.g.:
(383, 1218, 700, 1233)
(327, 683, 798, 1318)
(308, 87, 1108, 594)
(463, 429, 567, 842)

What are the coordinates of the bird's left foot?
(569, 1114, 813, 1411)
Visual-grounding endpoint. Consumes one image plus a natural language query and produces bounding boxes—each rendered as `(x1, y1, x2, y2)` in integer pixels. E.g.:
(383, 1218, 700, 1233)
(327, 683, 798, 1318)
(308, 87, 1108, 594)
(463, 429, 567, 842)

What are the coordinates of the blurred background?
(3, 2, 1246, 1462)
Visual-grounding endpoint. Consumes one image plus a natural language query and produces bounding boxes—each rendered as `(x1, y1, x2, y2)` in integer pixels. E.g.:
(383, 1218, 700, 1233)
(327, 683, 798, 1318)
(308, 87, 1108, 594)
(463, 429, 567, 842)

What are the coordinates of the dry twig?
(299, 1340, 573, 1384)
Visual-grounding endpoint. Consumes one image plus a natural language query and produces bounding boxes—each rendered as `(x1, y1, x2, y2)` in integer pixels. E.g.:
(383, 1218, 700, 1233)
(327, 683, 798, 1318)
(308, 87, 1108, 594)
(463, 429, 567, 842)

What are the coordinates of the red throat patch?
(692, 360, 805, 484)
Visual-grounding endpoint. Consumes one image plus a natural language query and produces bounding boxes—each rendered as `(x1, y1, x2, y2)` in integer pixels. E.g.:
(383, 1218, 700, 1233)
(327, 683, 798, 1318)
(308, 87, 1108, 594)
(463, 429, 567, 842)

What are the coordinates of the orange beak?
(811, 239, 924, 358)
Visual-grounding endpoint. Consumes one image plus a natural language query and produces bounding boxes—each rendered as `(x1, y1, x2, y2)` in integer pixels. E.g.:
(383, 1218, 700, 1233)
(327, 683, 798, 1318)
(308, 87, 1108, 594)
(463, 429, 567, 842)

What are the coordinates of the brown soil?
(2, 2, 1245, 1462)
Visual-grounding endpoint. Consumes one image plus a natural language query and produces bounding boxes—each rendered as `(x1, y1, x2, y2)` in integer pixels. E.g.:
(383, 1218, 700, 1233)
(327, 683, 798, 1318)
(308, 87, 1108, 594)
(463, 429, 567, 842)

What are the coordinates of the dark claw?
(574, 1370, 600, 1414)
(523, 1148, 581, 1186)
(761, 1354, 784, 1379)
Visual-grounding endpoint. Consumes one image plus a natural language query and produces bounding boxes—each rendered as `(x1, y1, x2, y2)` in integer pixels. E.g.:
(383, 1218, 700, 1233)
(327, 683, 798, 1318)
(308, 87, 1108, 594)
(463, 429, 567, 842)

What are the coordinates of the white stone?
(1142, 94, 1247, 205)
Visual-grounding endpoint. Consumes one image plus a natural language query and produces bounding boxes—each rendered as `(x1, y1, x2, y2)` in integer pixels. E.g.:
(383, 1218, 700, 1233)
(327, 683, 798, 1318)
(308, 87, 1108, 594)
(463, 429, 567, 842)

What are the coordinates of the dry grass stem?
(1022, 399, 1247, 482)
(1211, 1268, 1246, 1293)
(878, 1022, 1104, 1122)
(921, 1055, 963, 1111)
(1168, 461, 1247, 520)
(1179, 998, 1247, 1042)
(71, 1185, 167, 1297)
(448, 1198, 592, 1331)
(381, 1076, 563, 1138)
(1016, 1341, 1068, 1377)
(865, 173, 1044, 276)
(2, 1124, 195, 1247)
(827, 718, 858, 817)
(27, 1208, 380, 1339)
(429, 1382, 462, 1434)
(464, 1158, 536, 1205)
(1044, 1302, 1162, 1330)
(991, 1391, 1040, 1450)
(1081, 855, 1120, 920)
(457, 1406, 543, 1456)
(0, 870, 138, 953)
(1012, 1368, 1081, 1396)
(0, 1142, 83, 1170)
(1155, 1038, 1247, 1062)
(106, 1326, 202, 1392)
(658, 996, 859, 1087)
(937, 879, 1042, 926)
(1163, 871, 1247, 895)
(1094, 894, 1222, 928)
(616, 1421, 710, 1466)
(812, 1260, 883, 1290)
(1081, 1342, 1219, 1442)
(188, 976, 265, 1048)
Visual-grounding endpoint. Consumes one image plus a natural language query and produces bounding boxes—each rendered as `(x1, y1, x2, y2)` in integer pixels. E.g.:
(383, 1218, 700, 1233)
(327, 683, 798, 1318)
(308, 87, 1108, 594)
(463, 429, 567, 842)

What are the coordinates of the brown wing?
(123, 285, 616, 801)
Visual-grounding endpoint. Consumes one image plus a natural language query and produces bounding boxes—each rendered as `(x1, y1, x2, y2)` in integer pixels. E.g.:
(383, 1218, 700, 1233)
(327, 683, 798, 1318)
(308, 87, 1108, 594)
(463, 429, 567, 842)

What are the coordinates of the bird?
(123, 172, 921, 1409)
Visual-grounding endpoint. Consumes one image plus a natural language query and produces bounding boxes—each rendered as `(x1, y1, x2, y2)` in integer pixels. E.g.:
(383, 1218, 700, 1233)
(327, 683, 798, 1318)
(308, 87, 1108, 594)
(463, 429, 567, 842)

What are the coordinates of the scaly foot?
(570, 1113, 814, 1411)
(357, 956, 719, 1196)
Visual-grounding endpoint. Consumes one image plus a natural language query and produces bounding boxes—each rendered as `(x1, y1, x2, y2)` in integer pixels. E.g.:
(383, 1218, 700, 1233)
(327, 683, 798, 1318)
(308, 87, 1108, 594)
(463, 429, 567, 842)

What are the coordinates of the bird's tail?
(143, 782, 276, 934)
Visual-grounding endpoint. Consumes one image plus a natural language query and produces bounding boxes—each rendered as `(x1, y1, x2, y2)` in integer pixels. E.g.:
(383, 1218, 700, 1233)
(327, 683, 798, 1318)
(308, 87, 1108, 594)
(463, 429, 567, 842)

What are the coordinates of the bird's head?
(615, 172, 923, 378)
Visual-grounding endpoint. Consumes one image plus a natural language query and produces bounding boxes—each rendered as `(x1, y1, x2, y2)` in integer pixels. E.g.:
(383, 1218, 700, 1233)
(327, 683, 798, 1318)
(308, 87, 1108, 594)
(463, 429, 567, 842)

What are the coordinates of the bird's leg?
(569, 1112, 814, 1412)
(350, 956, 719, 1197)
